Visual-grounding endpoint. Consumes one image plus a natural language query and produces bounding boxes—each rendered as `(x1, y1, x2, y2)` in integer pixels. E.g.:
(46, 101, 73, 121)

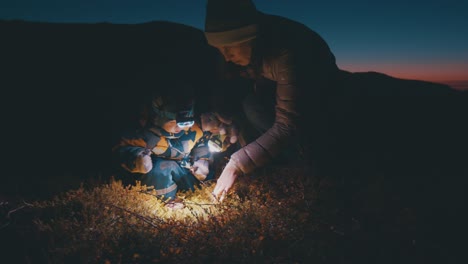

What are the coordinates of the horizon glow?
(1, 0, 467, 89)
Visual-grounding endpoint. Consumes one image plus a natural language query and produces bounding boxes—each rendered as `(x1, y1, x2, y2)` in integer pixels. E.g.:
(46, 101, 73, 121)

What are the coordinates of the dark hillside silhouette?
(1, 20, 219, 199)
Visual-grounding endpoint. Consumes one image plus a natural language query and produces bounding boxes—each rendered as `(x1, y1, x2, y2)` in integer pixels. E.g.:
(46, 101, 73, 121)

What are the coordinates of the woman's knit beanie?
(204, 0, 259, 46)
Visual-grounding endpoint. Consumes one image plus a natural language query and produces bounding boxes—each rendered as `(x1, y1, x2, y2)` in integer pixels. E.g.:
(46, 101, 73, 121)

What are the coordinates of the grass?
(1, 158, 465, 264)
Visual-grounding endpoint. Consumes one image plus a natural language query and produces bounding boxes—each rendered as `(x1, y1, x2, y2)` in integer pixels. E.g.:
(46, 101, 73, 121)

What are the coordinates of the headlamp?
(177, 120, 195, 128)
(175, 99, 195, 128)
(208, 134, 226, 152)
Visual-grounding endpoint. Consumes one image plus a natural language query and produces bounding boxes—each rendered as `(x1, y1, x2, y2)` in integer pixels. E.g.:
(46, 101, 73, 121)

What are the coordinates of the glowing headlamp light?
(175, 101, 195, 128)
(177, 120, 195, 128)
(208, 134, 225, 152)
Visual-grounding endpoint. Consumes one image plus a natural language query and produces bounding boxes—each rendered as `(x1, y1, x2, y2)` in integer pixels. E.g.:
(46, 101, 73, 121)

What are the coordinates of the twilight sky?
(1, 0, 467, 84)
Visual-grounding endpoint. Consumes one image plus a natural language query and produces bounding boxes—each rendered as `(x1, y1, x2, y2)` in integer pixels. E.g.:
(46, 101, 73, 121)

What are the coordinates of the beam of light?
(129, 182, 224, 223)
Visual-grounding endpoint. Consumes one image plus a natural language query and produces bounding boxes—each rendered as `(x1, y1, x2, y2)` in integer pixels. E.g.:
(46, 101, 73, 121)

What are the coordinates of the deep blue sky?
(1, 0, 467, 82)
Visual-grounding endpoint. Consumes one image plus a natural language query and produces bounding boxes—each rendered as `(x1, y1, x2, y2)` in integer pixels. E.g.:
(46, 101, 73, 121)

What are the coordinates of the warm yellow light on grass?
(31, 166, 312, 262)
(107, 180, 224, 223)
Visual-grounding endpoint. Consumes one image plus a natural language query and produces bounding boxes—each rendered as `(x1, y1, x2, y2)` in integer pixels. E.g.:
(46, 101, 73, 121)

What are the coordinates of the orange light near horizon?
(340, 62, 468, 82)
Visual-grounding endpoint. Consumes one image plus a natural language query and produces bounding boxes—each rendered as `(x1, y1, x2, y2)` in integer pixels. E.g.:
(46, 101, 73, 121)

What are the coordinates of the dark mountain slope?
(0, 20, 219, 198)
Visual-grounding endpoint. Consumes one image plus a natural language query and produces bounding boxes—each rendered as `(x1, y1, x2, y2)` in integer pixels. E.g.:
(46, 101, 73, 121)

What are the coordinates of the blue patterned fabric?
(141, 159, 197, 200)
(113, 123, 214, 200)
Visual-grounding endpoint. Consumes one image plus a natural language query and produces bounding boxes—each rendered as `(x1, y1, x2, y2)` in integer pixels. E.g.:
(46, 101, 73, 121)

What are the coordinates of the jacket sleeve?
(190, 131, 213, 161)
(160, 123, 209, 160)
(229, 47, 336, 174)
(112, 129, 160, 173)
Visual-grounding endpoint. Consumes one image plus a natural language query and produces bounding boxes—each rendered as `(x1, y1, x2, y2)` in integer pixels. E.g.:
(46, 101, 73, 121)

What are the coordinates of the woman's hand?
(212, 160, 242, 202)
